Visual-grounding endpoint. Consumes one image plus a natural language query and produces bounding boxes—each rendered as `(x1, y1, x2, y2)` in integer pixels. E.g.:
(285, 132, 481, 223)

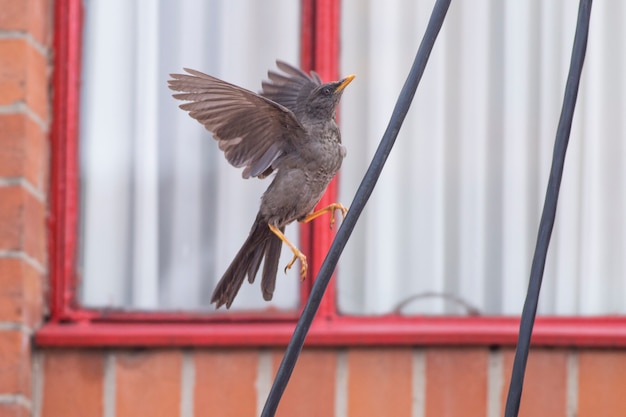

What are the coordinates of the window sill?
(35, 316, 626, 347)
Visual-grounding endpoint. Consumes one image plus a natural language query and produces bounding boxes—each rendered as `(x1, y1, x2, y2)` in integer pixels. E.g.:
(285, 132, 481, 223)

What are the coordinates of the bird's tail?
(211, 214, 283, 309)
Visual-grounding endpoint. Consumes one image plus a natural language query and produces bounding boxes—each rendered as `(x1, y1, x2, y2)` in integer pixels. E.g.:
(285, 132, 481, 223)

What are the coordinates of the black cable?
(260, 1, 451, 415)
(503, 1, 592, 416)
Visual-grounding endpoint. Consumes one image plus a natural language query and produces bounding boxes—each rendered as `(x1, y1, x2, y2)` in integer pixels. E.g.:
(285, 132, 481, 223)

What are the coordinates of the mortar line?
(0, 250, 47, 274)
(104, 352, 116, 417)
(0, 177, 47, 202)
(31, 351, 44, 417)
(180, 351, 195, 417)
(487, 349, 503, 417)
(0, 394, 32, 408)
(0, 102, 49, 131)
(334, 349, 348, 417)
(256, 350, 272, 416)
(412, 349, 426, 417)
(566, 350, 578, 417)
(0, 31, 49, 57)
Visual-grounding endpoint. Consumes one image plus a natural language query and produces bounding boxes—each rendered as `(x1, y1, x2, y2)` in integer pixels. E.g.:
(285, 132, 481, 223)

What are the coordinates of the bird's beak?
(334, 74, 356, 93)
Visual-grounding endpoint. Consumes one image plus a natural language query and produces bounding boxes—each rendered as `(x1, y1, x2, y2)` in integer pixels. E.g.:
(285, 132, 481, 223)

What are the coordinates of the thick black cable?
(504, 1, 592, 416)
(260, 1, 451, 415)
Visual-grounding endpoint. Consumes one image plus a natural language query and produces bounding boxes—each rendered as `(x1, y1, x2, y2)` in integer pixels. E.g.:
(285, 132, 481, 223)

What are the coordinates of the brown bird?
(168, 61, 354, 309)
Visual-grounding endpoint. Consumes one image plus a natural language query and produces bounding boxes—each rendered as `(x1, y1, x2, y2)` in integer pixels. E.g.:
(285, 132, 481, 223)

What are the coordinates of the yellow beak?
(335, 74, 356, 93)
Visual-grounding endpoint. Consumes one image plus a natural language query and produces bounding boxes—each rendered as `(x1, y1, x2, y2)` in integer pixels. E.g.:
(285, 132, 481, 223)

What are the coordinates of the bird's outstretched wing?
(168, 68, 306, 179)
(261, 61, 321, 117)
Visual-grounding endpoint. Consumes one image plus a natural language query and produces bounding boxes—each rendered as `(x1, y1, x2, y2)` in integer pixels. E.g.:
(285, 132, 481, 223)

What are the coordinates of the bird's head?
(305, 74, 355, 120)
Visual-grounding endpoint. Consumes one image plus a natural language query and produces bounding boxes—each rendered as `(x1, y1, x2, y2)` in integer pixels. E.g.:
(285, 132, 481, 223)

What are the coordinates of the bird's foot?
(284, 251, 308, 280)
(302, 203, 348, 229)
(268, 223, 308, 280)
(328, 203, 348, 228)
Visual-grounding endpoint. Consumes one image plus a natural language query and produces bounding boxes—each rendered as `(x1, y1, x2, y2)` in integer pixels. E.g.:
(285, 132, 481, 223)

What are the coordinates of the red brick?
(25, 38, 48, 121)
(425, 348, 488, 417)
(0, 258, 43, 327)
(194, 349, 257, 417)
(578, 350, 626, 417)
(0, 402, 29, 417)
(273, 349, 336, 417)
(0, 186, 46, 264)
(0, 115, 25, 177)
(347, 348, 412, 417)
(0, 0, 52, 46)
(21, 187, 45, 263)
(501, 349, 567, 417)
(41, 350, 104, 417)
(116, 350, 181, 417)
(0, 39, 49, 122)
(0, 331, 30, 396)
(0, 187, 21, 250)
(24, 114, 47, 190)
(0, 114, 48, 190)
(0, 40, 26, 106)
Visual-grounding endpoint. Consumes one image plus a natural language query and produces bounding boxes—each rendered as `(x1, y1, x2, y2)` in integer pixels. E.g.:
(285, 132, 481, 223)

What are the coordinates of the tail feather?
(247, 244, 265, 283)
(261, 226, 284, 300)
(210, 215, 283, 309)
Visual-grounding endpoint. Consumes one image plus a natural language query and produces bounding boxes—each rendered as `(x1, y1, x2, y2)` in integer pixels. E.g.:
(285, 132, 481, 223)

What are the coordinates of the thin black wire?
(260, 1, 451, 415)
(504, 1, 592, 416)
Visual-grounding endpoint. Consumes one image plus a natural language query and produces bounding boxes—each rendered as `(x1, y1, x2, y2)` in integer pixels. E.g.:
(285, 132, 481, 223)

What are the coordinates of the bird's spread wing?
(261, 61, 321, 116)
(168, 68, 306, 179)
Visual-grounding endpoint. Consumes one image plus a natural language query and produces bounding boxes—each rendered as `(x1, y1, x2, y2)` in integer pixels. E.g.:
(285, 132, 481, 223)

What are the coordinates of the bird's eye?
(322, 87, 332, 96)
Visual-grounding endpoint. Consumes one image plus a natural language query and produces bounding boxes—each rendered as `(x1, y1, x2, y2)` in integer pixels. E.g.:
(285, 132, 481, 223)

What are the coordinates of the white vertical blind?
(79, 0, 301, 311)
(80, 0, 626, 316)
(132, 0, 160, 309)
(338, 0, 626, 316)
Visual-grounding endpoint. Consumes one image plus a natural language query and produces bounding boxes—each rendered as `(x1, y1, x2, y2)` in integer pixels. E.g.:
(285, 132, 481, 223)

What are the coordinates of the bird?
(168, 61, 354, 309)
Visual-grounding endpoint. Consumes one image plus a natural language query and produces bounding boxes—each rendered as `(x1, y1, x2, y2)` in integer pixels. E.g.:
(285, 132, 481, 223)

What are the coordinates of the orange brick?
(41, 350, 104, 417)
(347, 348, 412, 417)
(0, 0, 26, 29)
(194, 349, 257, 417)
(0, 114, 48, 189)
(25, 38, 48, 121)
(501, 348, 567, 417)
(0, 258, 43, 327)
(425, 348, 488, 417)
(0, 402, 29, 417)
(272, 349, 336, 417)
(0, 115, 25, 177)
(0, 40, 26, 106)
(24, 114, 47, 190)
(0, 186, 46, 264)
(578, 350, 626, 417)
(0, 0, 52, 45)
(0, 187, 22, 250)
(21, 187, 45, 263)
(0, 331, 30, 396)
(116, 350, 181, 417)
(0, 38, 49, 122)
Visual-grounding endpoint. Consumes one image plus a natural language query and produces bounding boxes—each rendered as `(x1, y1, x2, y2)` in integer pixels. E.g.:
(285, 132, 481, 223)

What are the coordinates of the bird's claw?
(284, 253, 308, 280)
(329, 204, 349, 229)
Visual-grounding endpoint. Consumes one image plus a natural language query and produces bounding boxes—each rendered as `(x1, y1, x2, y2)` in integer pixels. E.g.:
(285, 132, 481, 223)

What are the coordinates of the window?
(338, 0, 626, 316)
(40, 0, 626, 347)
(78, 0, 301, 312)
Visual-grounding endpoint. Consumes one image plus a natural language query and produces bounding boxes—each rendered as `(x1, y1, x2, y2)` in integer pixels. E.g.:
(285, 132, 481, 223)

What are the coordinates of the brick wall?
(33, 347, 626, 417)
(0, 0, 51, 416)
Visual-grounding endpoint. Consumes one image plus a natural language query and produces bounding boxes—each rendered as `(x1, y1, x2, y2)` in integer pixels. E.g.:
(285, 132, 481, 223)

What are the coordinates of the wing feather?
(260, 60, 321, 117)
(168, 67, 306, 179)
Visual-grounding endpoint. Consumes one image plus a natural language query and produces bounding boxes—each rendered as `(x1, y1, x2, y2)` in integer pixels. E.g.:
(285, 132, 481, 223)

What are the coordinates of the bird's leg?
(268, 224, 308, 280)
(301, 203, 348, 229)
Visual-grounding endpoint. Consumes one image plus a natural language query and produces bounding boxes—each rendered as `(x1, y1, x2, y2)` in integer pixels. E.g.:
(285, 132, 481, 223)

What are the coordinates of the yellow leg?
(301, 203, 348, 229)
(268, 224, 307, 280)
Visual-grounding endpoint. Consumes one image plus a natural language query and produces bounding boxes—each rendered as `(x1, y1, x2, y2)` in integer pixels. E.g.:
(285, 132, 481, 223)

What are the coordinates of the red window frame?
(37, 0, 626, 347)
